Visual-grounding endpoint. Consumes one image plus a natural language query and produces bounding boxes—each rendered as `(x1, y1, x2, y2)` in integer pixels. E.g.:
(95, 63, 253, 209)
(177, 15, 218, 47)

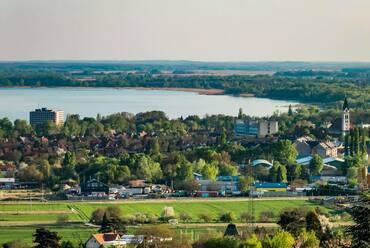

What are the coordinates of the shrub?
(162, 206, 175, 218)
(240, 212, 254, 222)
(199, 213, 213, 222)
(2, 240, 31, 248)
(90, 208, 106, 224)
(90, 206, 123, 225)
(160, 206, 175, 222)
(57, 214, 69, 224)
(180, 212, 193, 222)
(259, 211, 275, 222)
(263, 230, 295, 248)
(106, 206, 122, 219)
(219, 212, 235, 222)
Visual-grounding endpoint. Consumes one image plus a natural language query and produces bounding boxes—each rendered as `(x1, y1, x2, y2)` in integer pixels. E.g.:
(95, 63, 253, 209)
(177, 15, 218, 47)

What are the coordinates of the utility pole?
(247, 159, 255, 230)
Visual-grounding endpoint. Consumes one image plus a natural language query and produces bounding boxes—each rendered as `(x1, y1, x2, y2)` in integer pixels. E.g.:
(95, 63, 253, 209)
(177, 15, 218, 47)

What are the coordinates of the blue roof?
(254, 182, 287, 188)
(217, 176, 239, 181)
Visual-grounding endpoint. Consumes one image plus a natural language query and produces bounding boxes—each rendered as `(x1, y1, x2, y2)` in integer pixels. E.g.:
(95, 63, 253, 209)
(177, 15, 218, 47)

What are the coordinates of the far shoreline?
(0, 86, 226, 95)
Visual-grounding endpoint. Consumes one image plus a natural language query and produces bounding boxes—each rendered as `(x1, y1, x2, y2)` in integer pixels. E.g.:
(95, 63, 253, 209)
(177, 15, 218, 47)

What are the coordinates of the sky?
(1, 0, 370, 61)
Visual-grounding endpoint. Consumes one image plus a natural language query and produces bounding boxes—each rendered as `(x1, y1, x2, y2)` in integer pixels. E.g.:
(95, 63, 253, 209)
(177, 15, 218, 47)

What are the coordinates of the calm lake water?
(0, 88, 297, 120)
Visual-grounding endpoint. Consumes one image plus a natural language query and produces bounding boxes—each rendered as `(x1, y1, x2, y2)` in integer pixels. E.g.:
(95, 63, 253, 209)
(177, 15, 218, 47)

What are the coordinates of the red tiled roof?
(92, 233, 119, 245)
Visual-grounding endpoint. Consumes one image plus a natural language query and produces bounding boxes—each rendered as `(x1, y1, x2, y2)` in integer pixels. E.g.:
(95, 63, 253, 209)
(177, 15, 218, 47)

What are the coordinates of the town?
(0, 95, 369, 247)
(1, 0, 370, 246)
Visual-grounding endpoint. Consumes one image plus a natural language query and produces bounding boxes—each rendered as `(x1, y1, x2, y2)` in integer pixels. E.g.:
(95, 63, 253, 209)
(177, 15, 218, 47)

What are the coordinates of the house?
(312, 141, 338, 158)
(119, 235, 144, 245)
(294, 136, 317, 158)
(85, 233, 124, 248)
(81, 179, 109, 197)
(127, 180, 151, 195)
(309, 176, 347, 184)
(0, 178, 15, 189)
(197, 176, 239, 194)
(254, 182, 287, 192)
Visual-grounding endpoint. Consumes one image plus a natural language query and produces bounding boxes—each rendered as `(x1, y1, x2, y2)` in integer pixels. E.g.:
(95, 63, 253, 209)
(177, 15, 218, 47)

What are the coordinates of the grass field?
(0, 199, 329, 223)
(73, 199, 328, 221)
(0, 198, 335, 245)
(0, 225, 97, 245)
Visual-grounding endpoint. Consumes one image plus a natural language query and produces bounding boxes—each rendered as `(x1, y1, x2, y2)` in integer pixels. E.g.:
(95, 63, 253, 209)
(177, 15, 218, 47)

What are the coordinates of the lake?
(0, 88, 298, 121)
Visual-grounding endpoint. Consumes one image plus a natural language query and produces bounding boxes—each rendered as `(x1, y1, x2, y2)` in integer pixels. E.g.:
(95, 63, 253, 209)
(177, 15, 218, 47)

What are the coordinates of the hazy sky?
(1, 0, 370, 61)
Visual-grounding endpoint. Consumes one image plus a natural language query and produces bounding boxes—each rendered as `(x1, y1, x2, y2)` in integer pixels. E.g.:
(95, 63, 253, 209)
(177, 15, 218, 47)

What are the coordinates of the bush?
(106, 206, 122, 219)
(162, 206, 175, 218)
(263, 230, 295, 248)
(199, 213, 213, 222)
(203, 237, 240, 248)
(136, 224, 174, 238)
(259, 211, 275, 222)
(57, 214, 69, 224)
(90, 206, 123, 225)
(180, 212, 193, 222)
(219, 212, 235, 222)
(159, 206, 175, 222)
(240, 212, 254, 222)
(90, 208, 106, 224)
(2, 240, 31, 248)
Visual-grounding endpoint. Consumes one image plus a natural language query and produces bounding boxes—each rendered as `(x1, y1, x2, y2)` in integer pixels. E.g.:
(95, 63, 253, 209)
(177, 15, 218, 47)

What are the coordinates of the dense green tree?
(219, 212, 235, 222)
(278, 208, 307, 237)
(346, 190, 370, 248)
(62, 152, 77, 180)
(309, 155, 324, 176)
(33, 228, 61, 248)
(306, 211, 325, 240)
(296, 230, 320, 248)
(136, 156, 163, 182)
(263, 230, 295, 248)
(271, 140, 298, 165)
(201, 163, 219, 181)
(238, 176, 253, 192)
(277, 164, 288, 183)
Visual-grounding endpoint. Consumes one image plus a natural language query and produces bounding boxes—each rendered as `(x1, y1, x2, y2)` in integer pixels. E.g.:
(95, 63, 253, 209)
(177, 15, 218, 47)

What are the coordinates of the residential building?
(29, 108, 64, 126)
(294, 136, 316, 158)
(85, 233, 124, 248)
(197, 176, 240, 194)
(312, 141, 338, 158)
(0, 178, 15, 189)
(259, 120, 278, 136)
(234, 119, 278, 137)
(81, 179, 109, 197)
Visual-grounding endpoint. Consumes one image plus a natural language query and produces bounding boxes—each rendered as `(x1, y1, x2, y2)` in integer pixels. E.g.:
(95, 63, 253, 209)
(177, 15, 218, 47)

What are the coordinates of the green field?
(73, 199, 328, 221)
(0, 225, 97, 245)
(0, 198, 334, 245)
(0, 199, 329, 223)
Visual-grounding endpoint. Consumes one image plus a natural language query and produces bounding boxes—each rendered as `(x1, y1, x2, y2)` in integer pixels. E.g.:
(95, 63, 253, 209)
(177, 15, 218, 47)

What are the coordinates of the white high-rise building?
(30, 108, 64, 126)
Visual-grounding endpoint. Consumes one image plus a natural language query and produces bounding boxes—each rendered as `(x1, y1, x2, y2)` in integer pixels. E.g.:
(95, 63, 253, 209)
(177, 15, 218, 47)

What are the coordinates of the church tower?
(341, 97, 350, 134)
